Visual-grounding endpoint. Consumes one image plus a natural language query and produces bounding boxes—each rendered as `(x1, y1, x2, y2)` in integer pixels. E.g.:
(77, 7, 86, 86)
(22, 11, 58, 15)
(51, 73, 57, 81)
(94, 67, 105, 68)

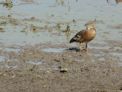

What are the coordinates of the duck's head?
(85, 23, 95, 30)
(85, 20, 96, 30)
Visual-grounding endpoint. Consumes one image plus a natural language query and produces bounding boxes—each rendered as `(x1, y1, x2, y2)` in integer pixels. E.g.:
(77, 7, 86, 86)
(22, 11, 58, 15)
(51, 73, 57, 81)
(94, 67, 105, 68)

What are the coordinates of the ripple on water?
(4, 48, 20, 52)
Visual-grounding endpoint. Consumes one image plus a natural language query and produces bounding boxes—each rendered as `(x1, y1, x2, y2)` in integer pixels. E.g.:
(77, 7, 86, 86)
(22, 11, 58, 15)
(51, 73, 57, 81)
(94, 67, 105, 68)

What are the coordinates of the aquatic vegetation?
(0, 27, 5, 32)
(103, 32, 110, 34)
(0, 21, 7, 26)
(30, 24, 38, 32)
(55, 0, 65, 6)
(56, 23, 61, 31)
(3, 0, 13, 9)
(63, 25, 71, 41)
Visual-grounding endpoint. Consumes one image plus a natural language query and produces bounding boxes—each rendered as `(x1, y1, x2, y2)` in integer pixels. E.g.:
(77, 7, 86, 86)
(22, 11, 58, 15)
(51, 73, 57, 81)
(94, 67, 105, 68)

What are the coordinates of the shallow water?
(0, 0, 122, 45)
(0, 56, 6, 62)
(4, 47, 20, 52)
(27, 60, 43, 65)
(42, 48, 66, 53)
(0, 0, 122, 63)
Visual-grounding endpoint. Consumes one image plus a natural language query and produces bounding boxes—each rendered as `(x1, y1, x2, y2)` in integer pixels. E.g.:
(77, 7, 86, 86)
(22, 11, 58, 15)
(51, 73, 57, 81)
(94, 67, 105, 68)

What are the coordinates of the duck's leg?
(85, 43, 88, 51)
(79, 43, 82, 51)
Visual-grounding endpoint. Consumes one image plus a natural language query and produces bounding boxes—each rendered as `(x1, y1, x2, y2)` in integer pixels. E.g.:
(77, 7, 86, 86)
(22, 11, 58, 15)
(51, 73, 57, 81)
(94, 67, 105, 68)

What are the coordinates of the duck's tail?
(70, 37, 76, 43)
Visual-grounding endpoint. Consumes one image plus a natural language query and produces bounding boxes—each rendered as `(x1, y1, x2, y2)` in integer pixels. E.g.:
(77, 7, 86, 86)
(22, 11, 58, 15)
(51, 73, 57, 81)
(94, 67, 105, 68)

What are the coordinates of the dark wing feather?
(70, 30, 85, 43)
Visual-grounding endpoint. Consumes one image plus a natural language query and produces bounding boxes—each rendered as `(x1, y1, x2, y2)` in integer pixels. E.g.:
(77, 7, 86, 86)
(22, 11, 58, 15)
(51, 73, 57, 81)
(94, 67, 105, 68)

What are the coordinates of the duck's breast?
(83, 29, 96, 42)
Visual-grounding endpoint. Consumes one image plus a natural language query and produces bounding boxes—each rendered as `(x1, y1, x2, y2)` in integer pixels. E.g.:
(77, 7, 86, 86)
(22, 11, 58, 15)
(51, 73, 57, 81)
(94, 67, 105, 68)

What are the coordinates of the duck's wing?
(70, 30, 85, 43)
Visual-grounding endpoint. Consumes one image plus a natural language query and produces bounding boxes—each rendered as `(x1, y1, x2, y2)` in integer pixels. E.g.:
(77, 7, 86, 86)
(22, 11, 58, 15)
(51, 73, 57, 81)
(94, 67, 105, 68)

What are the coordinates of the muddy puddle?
(42, 48, 66, 53)
(0, 0, 122, 92)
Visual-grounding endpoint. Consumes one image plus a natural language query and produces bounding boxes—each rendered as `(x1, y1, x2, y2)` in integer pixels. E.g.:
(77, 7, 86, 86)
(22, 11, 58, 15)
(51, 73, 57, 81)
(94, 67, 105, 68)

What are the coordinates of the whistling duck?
(70, 22, 96, 51)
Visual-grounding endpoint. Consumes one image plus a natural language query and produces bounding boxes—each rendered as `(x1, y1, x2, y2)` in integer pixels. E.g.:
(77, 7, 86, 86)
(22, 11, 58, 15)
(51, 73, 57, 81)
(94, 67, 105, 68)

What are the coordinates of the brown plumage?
(70, 23, 96, 51)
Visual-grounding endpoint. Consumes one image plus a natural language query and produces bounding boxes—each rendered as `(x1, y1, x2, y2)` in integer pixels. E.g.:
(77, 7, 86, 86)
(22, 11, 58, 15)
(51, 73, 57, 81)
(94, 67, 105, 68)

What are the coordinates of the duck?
(70, 22, 96, 51)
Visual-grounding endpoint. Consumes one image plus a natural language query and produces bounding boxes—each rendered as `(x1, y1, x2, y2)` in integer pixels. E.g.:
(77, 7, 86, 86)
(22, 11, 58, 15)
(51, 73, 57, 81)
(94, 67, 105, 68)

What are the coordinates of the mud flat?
(0, 0, 122, 92)
(0, 43, 121, 92)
